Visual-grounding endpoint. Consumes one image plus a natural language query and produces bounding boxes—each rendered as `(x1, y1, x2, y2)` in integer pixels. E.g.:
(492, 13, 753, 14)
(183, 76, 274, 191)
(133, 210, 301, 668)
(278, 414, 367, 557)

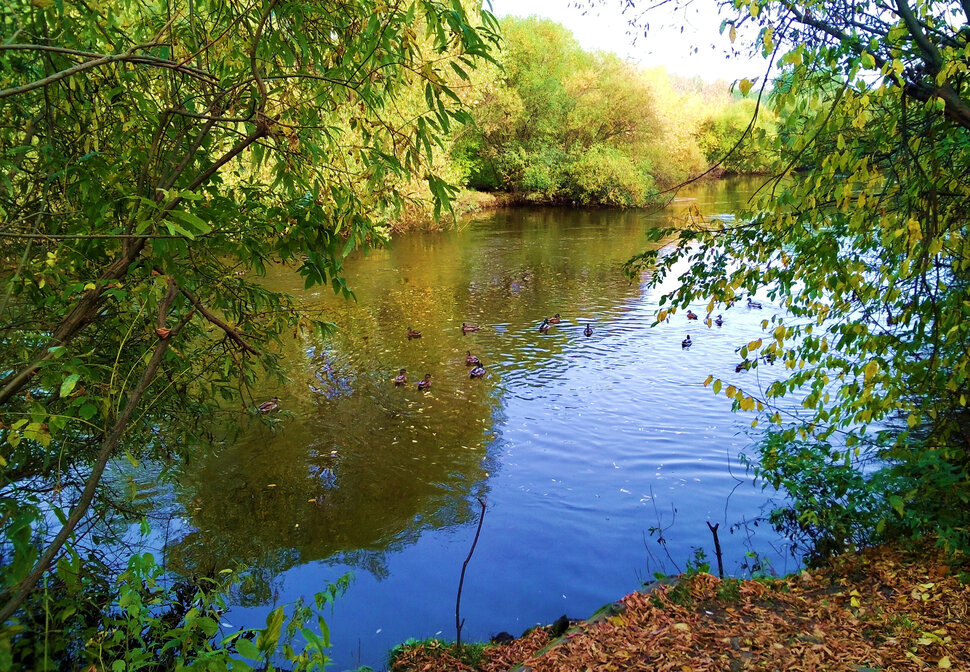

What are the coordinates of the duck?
(407, 327, 422, 339)
(416, 373, 432, 390)
(747, 297, 763, 309)
(465, 350, 481, 366)
(736, 360, 751, 373)
(461, 322, 481, 333)
(469, 364, 486, 378)
(681, 335, 692, 348)
(714, 314, 724, 327)
(686, 310, 698, 320)
(548, 313, 562, 324)
(257, 397, 280, 413)
(538, 319, 550, 334)
(393, 368, 407, 385)
(584, 324, 593, 337)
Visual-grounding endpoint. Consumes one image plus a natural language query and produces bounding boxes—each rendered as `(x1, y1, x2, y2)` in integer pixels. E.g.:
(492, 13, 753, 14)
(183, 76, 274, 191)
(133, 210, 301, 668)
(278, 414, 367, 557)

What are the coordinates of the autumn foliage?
(391, 543, 968, 671)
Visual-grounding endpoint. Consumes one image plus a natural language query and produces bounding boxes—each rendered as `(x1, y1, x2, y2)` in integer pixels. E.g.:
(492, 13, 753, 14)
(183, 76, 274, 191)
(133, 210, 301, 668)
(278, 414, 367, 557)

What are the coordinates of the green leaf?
(59, 373, 80, 398)
(235, 637, 261, 660)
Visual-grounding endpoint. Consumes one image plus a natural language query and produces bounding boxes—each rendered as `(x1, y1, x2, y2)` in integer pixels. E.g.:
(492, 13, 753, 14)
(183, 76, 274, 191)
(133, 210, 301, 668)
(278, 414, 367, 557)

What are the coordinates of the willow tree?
(620, 0, 970, 556)
(0, 0, 496, 665)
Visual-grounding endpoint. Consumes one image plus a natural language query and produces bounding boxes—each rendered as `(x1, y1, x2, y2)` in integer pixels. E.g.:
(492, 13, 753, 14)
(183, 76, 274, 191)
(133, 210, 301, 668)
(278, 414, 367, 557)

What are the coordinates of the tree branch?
(0, 293, 191, 623)
(174, 282, 260, 355)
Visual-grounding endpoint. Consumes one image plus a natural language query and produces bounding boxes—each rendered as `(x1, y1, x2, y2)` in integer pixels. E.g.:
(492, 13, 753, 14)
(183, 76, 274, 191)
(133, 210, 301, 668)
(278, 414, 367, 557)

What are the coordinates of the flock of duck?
(258, 296, 768, 410)
(394, 313, 593, 391)
(682, 297, 768, 370)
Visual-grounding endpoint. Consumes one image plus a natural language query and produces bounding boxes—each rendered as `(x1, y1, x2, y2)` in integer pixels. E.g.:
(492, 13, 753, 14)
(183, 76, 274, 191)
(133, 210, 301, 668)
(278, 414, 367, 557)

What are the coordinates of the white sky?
(486, 0, 768, 83)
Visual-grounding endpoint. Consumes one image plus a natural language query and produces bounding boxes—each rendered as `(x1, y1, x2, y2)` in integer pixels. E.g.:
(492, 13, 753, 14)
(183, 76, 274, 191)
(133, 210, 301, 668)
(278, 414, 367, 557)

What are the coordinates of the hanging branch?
(455, 496, 486, 651)
(0, 282, 191, 622)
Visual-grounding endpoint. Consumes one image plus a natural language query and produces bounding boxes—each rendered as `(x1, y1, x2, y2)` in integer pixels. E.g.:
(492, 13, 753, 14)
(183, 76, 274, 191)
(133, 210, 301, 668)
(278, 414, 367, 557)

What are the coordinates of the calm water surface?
(166, 178, 798, 670)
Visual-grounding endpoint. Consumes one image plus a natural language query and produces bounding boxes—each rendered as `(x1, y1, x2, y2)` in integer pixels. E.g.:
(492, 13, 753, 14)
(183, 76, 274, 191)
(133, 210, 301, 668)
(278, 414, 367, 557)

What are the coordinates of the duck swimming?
(714, 314, 724, 327)
(257, 397, 280, 413)
(686, 310, 698, 320)
(548, 313, 562, 324)
(393, 368, 407, 385)
(469, 364, 486, 378)
(538, 319, 550, 334)
(736, 360, 751, 373)
(417, 373, 432, 390)
(462, 322, 481, 333)
(584, 324, 593, 337)
(681, 335, 692, 348)
(747, 297, 763, 309)
(407, 327, 422, 339)
(465, 350, 481, 366)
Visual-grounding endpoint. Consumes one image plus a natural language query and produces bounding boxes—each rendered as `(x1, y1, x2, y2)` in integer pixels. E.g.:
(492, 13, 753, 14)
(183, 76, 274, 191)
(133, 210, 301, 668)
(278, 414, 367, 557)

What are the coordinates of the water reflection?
(164, 177, 789, 669)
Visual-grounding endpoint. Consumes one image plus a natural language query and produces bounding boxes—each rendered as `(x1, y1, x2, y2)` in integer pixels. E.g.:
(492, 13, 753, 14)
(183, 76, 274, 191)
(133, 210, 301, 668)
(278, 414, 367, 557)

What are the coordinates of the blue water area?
(168, 178, 800, 671)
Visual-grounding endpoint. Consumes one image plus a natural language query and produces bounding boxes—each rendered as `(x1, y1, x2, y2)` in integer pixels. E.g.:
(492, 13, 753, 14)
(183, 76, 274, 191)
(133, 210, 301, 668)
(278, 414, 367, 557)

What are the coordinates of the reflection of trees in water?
(163, 190, 763, 592)
(306, 347, 355, 399)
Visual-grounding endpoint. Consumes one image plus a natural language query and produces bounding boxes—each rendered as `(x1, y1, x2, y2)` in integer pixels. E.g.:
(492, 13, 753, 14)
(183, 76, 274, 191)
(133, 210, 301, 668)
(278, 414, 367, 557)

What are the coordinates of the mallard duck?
(469, 364, 486, 378)
(736, 360, 751, 373)
(714, 314, 724, 327)
(763, 352, 777, 364)
(746, 297, 763, 309)
(465, 350, 481, 366)
(548, 313, 562, 324)
(461, 322, 481, 333)
(416, 373, 432, 390)
(258, 397, 280, 413)
(686, 310, 698, 320)
(407, 327, 422, 339)
(538, 319, 550, 334)
(681, 335, 692, 348)
(393, 368, 407, 385)
(584, 324, 593, 337)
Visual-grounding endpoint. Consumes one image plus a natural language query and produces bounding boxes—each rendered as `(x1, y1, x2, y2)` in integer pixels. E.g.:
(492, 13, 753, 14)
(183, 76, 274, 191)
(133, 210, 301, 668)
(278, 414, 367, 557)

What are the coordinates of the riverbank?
(389, 542, 968, 671)
(389, 173, 761, 232)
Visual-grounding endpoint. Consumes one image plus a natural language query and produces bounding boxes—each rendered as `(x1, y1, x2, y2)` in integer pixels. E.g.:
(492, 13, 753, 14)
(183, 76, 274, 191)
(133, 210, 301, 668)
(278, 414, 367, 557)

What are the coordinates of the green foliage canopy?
(453, 16, 674, 206)
(0, 0, 496, 664)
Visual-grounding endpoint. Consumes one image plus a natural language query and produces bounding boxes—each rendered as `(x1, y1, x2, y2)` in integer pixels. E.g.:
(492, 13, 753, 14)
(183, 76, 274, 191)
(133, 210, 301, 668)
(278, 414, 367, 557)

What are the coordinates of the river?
(160, 177, 798, 670)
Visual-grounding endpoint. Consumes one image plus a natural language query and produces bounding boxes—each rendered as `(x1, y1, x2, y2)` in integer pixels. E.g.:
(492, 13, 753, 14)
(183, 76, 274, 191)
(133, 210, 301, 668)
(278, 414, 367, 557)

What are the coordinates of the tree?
(622, 0, 970, 554)
(0, 0, 496, 663)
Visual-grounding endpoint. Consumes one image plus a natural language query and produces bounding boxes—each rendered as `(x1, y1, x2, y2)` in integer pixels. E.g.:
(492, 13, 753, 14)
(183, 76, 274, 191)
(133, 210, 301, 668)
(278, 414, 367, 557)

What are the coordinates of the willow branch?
(0, 303, 192, 623)
(175, 283, 259, 355)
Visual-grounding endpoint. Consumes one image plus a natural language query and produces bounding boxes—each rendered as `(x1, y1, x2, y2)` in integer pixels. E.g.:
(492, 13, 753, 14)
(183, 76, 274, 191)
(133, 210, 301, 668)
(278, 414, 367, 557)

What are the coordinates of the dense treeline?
(449, 17, 772, 207)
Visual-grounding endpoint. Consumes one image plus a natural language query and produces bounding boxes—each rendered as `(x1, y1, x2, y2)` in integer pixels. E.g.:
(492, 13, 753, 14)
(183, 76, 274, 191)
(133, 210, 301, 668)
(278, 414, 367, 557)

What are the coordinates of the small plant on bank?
(388, 638, 488, 669)
(717, 578, 743, 604)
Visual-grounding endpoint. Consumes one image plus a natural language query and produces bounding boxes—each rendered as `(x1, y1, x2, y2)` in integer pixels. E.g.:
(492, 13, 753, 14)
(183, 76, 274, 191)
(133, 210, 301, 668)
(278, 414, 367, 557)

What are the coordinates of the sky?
(486, 0, 767, 83)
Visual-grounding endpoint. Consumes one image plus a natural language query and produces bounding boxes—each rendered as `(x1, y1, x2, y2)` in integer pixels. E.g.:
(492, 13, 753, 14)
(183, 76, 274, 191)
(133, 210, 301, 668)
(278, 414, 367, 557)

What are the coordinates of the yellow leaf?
(939, 656, 951, 668)
(747, 338, 762, 350)
(84, 282, 96, 291)
(738, 78, 753, 96)
(850, 596, 860, 608)
(725, 385, 737, 398)
(704, 375, 713, 387)
(864, 360, 879, 383)
(729, 24, 737, 42)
